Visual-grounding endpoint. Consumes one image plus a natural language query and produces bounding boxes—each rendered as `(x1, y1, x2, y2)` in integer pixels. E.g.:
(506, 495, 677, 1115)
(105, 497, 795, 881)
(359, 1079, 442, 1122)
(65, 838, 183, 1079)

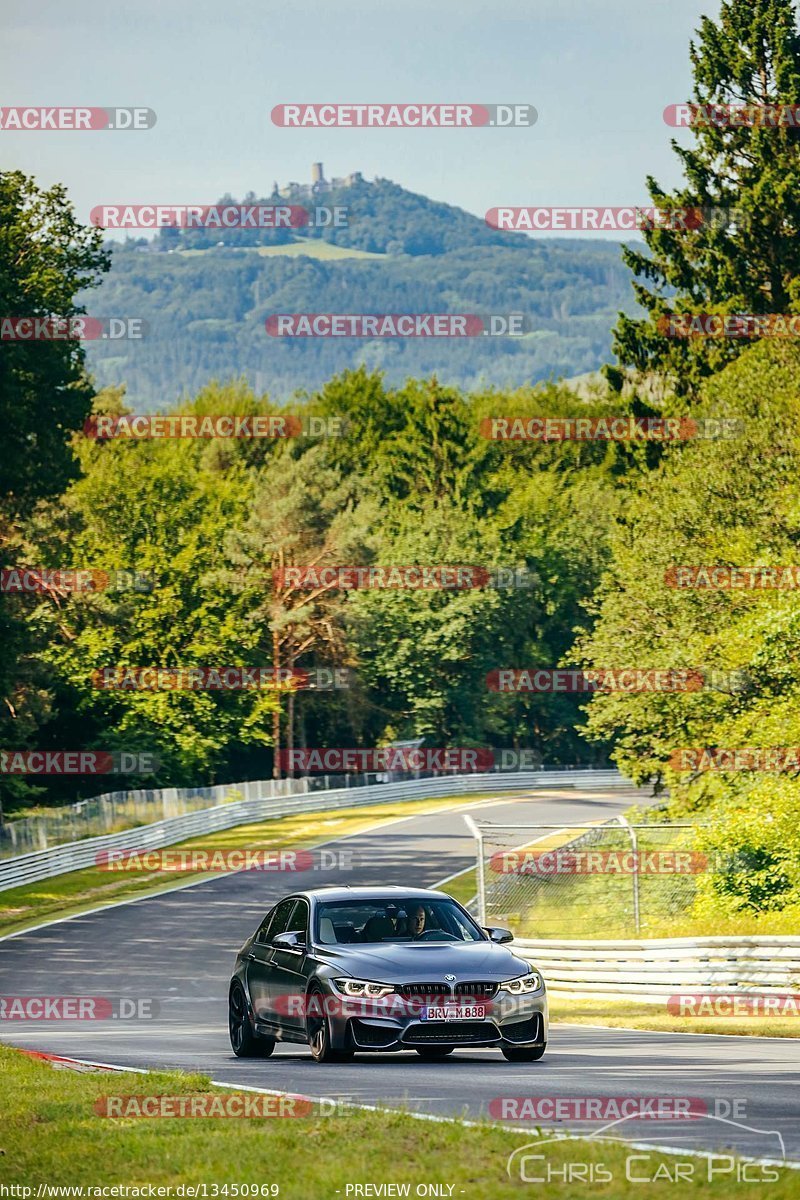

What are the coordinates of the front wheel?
(229, 984, 275, 1058)
(415, 1046, 455, 1058)
(307, 987, 353, 1063)
(502, 1043, 546, 1062)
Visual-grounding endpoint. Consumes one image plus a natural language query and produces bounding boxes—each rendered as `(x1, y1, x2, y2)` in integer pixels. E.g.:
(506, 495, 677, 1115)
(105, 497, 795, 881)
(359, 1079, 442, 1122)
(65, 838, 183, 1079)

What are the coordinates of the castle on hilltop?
(272, 163, 364, 200)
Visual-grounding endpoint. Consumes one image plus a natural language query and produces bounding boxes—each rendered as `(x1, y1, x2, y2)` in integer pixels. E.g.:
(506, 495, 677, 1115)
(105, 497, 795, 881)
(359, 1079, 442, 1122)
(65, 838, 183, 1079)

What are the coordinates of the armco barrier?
(516, 936, 800, 1003)
(0, 768, 636, 893)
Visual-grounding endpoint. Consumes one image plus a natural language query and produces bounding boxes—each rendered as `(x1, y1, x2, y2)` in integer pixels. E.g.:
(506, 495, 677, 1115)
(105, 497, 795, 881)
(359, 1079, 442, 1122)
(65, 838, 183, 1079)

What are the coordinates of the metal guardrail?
(0, 762, 619, 858)
(0, 768, 633, 893)
(516, 936, 800, 1002)
(0, 779, 284, 858)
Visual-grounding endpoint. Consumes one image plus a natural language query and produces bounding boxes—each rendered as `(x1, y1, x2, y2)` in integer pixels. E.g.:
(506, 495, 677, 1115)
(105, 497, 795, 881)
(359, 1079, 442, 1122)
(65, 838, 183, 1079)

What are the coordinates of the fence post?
(616, 814, 640, 934)
(463, 814, 487, 926)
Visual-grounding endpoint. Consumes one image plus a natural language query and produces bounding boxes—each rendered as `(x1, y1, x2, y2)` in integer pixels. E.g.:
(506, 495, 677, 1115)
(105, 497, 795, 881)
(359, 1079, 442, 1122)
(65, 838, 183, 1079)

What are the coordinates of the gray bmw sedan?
(228, 885, 547, 1063)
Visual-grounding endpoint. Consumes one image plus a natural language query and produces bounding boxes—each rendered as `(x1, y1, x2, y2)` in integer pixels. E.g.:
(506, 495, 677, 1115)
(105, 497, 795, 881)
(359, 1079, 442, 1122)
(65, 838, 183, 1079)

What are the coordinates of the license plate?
(420, 1004, 486, 1020)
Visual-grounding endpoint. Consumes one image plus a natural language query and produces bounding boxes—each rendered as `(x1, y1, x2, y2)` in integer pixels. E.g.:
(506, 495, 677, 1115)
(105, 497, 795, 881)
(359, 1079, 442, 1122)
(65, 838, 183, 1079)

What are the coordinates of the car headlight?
(333, 977, 396, 998)
(499, 971, 543, 994)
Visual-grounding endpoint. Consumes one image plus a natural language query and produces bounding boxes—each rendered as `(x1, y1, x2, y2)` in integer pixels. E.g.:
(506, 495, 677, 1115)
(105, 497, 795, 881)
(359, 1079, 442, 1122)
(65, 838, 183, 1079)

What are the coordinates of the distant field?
(178, 240, 385, 260)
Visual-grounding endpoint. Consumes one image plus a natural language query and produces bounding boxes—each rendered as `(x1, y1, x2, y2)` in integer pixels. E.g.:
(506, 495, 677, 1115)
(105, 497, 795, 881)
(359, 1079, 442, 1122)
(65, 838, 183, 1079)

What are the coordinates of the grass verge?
(0, 1045, 795, 1195)
(440, 869, 800, 1038)
(551, 995, 800, 1038)
(0, 794, 474, 939)
(444, 824, 800, 938)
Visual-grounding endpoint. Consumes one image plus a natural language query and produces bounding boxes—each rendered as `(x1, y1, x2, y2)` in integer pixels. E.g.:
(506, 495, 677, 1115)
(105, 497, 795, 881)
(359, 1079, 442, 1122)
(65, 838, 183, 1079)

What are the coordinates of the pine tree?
(612, 0, 800, 396)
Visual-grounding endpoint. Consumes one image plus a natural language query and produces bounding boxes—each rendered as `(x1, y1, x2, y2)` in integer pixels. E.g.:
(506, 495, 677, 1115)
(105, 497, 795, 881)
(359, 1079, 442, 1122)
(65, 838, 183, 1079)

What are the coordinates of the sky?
(2, 0, 718, 238)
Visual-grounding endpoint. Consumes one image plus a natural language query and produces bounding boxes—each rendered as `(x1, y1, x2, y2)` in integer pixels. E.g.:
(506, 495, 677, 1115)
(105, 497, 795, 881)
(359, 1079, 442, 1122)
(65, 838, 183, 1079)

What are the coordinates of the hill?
(82, 175, 640, 405)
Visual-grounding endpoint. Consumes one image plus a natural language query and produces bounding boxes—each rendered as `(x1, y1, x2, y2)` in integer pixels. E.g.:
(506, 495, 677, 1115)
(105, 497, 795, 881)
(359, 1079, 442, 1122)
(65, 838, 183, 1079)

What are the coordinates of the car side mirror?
(485, 926, 514, 944)
(272, 931, 305, 950)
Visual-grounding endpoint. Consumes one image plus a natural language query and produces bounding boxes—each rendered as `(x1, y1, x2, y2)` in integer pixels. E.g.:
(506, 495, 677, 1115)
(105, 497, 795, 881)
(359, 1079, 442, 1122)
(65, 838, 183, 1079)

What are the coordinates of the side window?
(268, 898, 297, 940)
(256, 906, 277, 944)
(451, 910, 481, 941)
(286, 898, 309, 939)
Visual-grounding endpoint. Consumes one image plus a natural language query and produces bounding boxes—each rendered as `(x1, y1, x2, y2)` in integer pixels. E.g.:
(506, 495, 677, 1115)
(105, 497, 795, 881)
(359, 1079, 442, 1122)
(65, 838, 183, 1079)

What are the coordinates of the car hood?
(314, 939, 534, 982)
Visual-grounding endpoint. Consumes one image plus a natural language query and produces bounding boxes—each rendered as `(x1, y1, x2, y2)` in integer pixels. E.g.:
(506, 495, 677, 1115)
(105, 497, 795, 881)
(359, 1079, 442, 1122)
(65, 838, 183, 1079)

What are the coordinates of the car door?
(246, 898, 295, 1028)
(267, 898, 311, 1033)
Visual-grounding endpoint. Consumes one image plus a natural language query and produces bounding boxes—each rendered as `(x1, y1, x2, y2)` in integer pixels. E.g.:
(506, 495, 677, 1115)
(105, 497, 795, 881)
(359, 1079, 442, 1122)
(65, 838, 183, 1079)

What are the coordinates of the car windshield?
(315, 897, 485, 945)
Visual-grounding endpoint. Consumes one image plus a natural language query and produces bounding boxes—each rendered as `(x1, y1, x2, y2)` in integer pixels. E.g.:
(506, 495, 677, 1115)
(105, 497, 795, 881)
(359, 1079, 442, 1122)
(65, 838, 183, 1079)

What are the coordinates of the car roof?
(298, 885, 450, 903)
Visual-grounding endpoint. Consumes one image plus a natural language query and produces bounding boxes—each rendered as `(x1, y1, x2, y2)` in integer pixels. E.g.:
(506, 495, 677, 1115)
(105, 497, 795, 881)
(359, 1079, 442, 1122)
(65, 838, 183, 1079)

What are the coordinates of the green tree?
(613, 0, 800, 395)
(230, 442, 368, 776)
(0, 171, 109, 513)
(329, 374, 621, 758)
(0, 172, 108, 818)
(27, 383, 282, 788)
(576, 340, 800, 918)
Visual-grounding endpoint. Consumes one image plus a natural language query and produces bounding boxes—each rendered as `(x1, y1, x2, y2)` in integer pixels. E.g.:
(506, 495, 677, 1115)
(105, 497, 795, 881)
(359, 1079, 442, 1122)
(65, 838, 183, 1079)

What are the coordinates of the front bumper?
(328, 989, 548, 1052)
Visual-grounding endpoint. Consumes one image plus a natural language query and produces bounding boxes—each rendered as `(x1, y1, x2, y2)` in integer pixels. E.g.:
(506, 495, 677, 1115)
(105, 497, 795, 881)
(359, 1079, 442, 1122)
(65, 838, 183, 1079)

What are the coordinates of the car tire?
(501, 1043, 546, 1062)
(307, 986, 353, 1063)
(415, 1046, 455, 1058)
(229, 984, 275, 1058)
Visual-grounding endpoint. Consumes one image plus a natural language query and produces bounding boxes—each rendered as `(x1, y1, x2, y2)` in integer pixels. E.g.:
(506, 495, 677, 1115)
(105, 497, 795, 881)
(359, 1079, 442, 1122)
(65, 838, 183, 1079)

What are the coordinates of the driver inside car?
(410, 904, 427, 939)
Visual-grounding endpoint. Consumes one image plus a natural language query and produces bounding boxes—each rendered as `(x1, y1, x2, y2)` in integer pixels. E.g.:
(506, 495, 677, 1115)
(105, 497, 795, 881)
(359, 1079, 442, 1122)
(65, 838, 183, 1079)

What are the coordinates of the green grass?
(551, 995, 800, 1039)
(178, 240, 384, 260)
(485, 826, 696, 940)
(0, 1045, 796, 1194)
(439, 860, 800, 1039)
(443, 865, 476, 907)
(0, 794, 474, 938)
(453, 817, 800, 938)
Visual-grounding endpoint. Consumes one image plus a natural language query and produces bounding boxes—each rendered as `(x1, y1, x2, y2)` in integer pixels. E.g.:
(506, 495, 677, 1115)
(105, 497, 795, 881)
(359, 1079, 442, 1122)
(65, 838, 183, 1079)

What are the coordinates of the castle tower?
(311, 162, 325, 185)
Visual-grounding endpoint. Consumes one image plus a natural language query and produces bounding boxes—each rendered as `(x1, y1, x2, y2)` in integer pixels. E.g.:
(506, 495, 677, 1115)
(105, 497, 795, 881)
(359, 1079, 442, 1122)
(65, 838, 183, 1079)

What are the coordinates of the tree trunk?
(272, 618, 281, 779)
(287, 665, 296, 779)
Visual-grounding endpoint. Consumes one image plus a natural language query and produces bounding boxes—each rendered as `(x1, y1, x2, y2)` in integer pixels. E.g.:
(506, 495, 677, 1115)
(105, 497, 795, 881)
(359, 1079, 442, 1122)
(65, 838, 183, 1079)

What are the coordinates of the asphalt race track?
(2, 786, 799, 1166)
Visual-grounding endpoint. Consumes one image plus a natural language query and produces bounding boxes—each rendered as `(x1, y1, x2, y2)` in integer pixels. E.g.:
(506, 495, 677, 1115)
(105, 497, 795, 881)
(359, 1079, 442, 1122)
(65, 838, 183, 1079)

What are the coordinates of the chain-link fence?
(0, 778, 309, 859)
(465, 816, 712, 938)
(0, 763, 620, 859)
